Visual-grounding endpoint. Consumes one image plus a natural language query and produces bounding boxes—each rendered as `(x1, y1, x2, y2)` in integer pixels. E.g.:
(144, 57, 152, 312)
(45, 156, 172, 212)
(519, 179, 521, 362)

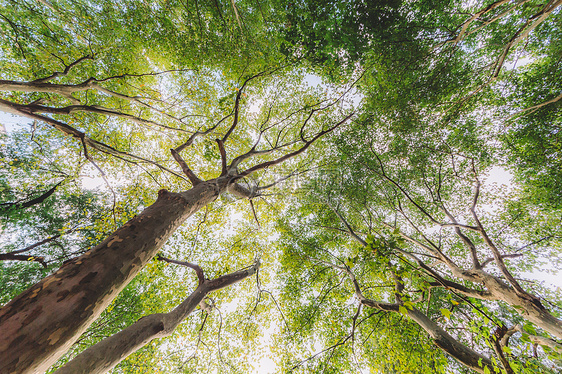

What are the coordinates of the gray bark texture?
(406, 308, 493, 374)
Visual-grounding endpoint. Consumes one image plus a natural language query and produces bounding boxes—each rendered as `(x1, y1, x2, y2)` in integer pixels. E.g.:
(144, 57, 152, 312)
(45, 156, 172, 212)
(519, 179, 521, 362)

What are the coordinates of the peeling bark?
(0, 180, 226, 374)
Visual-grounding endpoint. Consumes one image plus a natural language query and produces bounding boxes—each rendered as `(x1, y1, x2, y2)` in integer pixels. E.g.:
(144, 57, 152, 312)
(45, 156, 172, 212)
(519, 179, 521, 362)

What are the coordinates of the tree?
(2, 0, 562, 372)
(53, 256, 261, 374)
(273, 1, 562, 371)
(0, 2, 357, 372)
(0, 60, 353, 373)
(276, 116, 562, 372)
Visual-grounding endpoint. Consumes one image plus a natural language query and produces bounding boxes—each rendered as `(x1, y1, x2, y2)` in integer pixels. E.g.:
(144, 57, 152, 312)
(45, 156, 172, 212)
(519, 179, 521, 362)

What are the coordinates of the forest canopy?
(0, 0, 561, 373)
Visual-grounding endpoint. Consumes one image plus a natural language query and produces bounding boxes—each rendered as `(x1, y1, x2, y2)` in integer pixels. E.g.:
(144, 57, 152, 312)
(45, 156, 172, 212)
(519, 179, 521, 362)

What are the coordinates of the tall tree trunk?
(53, 264, 258, 374)
(0, 180, 225, 374)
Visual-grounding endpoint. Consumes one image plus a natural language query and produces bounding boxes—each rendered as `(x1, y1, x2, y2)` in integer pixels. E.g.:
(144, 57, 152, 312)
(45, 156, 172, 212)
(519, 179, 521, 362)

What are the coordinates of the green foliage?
(2, 0, 562, 373)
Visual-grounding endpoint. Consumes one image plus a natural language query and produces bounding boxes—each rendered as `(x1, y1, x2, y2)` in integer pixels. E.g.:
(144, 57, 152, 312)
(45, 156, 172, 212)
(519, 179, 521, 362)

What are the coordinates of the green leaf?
(440, 308, 451, 319)
(403, 301, 414, 310)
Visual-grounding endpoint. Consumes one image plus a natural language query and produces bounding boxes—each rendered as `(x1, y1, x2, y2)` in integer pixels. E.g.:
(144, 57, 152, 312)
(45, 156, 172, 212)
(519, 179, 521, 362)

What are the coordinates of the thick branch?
(316, 251, 493, 372)
(334, 258, 495, 372)
(227, 182, 257, 199)
(170, 149, 202, 186)
(54, 261, 259, 374)
(0, 79, 91, 96)
(408, 307, 493, 373)
(0, 253, 47, 267)
(216, 139, 228, 176)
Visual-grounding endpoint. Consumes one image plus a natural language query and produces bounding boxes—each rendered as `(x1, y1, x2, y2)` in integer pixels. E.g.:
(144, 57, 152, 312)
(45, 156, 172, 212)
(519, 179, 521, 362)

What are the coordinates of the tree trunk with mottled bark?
(0, 180, 226, 374)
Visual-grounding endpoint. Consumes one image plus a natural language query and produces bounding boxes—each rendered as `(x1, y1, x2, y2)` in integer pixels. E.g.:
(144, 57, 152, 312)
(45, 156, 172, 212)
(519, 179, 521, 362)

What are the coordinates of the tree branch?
(32, 55, 93, 83)
(491, 0, 561, 78)
(446, 0, 512, 44)
(323, 199, 367, 246)
(26, 102, 191, 133)
(0, 253, 47, 267)
(216, 139, 228, 176)
(320, 251, 495, 373)
(393, 248, 494, 300)
(380, 222, 478, 282)
(236, 113, 354, 179)
(480, 253, 523, 268)
(469, 178, 527, 296)
(437, 197, 482, 269)
(170, 148, 202, 186)
(221, 70, 274, 143)
(0, 180, 62, 213)
(54, 260, 259, 374)
(0, 98, 187, 180)
(175, 113, 233, 153)
(507, 92, 562, 122)
(157, 254, 205, 285)
(4, 233, 65, 256)
(491, 325, 515, 374)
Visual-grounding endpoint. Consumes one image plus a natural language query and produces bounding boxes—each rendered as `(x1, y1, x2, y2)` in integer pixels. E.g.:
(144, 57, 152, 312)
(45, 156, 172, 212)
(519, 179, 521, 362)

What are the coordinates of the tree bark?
(361, 300, 494, 373)
(479, 273, 562, 339)
(0, 180, 226, 374)
(405, 308, 493, 374)
(53, 263, 258, 374)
